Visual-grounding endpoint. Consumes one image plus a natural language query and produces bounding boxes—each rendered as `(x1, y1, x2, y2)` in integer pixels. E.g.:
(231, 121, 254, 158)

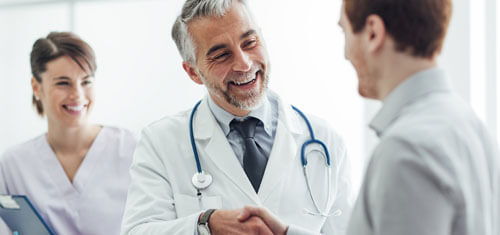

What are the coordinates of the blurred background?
(0, 0, 498, 195)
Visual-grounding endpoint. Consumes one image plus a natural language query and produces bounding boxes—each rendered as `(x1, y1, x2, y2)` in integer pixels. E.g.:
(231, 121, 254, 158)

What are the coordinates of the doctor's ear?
(182, 62, 203, 85)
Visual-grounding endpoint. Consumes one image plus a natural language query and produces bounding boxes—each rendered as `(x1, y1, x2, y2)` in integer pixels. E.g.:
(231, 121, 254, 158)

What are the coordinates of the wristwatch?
(197, 209, 216, 235)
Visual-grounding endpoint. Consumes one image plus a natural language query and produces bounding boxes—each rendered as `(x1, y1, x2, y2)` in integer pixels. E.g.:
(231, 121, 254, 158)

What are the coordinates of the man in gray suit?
(241, 0, 499, 234)
(336, 0, 500, 234)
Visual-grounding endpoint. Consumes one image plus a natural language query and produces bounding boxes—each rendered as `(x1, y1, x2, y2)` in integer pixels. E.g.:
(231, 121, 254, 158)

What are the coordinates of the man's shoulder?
(383, 93, 477, 149)
(373, 109, 462, 178)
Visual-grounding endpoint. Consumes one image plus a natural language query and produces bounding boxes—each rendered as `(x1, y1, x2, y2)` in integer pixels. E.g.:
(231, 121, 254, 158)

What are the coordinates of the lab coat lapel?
(258, 97, 303, 203)
(194, 98, 261, 204)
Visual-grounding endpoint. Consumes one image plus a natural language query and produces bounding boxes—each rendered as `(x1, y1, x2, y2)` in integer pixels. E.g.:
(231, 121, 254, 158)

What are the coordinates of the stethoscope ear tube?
(301, 140, 331, 166)
(293, 105, 331, 167)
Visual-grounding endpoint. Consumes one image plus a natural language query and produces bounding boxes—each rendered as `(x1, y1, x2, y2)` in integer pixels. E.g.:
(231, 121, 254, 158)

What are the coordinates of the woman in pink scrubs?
(0, 32, 137, 235)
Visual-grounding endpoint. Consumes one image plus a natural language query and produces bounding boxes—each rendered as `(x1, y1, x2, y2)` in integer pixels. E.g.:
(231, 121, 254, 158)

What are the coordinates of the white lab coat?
(121, 93, 352, 235)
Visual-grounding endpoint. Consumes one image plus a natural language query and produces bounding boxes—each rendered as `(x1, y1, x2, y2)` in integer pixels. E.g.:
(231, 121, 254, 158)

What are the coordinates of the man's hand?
(205, 208, 273, 235)
(237, 206, 288, 235)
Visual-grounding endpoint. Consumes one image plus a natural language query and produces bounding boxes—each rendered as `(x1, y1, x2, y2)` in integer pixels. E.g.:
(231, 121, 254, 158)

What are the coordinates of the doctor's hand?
(205, 208, 273, 235)
(238, 206, 288, 235)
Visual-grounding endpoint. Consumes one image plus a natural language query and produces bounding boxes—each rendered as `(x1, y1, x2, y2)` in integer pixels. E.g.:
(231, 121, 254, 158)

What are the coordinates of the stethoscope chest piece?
(192, 171, 212, 190)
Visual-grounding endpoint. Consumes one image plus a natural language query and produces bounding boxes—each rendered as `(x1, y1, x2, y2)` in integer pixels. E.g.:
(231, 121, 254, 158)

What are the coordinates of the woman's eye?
(82, 80, 92, 86)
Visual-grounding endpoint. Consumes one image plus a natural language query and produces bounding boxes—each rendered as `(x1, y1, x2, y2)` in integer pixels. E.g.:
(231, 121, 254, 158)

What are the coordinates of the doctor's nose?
(232, 49, 252, 72)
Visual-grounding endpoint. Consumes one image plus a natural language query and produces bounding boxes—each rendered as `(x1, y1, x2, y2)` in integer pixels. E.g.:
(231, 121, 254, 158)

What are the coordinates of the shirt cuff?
(286, 224, 320, 235)
(194, 211, 204, 235)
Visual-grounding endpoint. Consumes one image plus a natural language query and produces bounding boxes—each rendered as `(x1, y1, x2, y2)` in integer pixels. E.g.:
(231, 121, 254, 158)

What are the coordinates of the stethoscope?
(189, 100, 334, 217)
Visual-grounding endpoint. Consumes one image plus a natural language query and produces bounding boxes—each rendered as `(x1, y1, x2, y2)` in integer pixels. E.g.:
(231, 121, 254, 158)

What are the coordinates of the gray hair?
(171, 0, 248, 64)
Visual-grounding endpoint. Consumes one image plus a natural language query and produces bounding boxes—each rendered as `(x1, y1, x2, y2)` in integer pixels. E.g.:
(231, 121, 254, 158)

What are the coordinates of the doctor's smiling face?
(32, 56, 95, 128)
(182, 1, 270, 116)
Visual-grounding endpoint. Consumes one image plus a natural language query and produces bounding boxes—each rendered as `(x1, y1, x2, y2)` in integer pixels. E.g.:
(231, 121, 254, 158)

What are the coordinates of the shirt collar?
(207, 94, 273, 136)
(369, 67, 452, 137)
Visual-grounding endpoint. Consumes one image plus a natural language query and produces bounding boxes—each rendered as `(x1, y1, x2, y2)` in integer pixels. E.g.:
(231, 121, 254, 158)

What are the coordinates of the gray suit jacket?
(347, 68, 500, 235)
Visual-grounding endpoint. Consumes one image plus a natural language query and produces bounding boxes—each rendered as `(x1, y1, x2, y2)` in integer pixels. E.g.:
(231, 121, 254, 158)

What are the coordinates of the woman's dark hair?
(30, 32, 97, 116)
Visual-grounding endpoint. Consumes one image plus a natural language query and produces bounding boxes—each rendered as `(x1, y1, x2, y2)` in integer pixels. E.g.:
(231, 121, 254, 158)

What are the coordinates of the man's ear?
(182, 62, 203, 85)
(364, 14, 386, 53)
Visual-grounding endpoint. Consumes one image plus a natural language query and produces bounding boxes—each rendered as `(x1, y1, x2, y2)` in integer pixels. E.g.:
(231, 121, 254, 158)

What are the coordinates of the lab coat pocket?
(173, 193, 222, 218)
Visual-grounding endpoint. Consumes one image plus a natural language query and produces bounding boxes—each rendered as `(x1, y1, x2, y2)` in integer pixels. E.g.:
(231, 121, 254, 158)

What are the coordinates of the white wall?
(0, 3, 71, 150)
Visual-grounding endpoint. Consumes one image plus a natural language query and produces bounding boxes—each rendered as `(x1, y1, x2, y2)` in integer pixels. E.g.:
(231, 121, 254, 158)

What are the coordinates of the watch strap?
(199, 209, 216, 226)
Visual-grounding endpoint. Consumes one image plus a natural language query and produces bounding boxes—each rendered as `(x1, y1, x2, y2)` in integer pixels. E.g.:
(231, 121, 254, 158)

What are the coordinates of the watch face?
(198, 224, 210, 235)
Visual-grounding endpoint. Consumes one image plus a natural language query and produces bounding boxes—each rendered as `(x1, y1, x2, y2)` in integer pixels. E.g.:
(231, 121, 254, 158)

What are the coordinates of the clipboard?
(0, 195, 54, 235)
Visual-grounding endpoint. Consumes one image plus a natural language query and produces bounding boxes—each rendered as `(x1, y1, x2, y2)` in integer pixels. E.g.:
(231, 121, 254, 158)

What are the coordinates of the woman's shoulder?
(101, 126, 138, 141)
(1, 134, 46, 164)
(99, 126, 138, 158)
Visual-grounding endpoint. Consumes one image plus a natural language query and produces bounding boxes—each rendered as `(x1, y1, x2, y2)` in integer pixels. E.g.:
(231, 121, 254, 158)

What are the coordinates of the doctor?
(121, 0, 352, 234)
(337, 0, 500, 234)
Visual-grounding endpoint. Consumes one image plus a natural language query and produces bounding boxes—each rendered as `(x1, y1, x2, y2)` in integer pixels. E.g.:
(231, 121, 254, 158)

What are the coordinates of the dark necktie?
(230, 117, 268, 192)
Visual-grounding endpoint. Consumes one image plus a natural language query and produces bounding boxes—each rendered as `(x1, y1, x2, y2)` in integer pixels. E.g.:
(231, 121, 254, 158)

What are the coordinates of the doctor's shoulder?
(137, 110, 192, 144)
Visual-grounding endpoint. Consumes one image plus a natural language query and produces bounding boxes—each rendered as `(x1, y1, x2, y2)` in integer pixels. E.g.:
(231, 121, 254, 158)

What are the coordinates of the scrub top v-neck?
(43, 126, 105, 195)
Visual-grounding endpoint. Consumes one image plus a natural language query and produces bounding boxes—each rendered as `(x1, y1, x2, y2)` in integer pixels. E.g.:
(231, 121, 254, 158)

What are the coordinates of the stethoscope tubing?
(189, 100, 333, 217)
(190, 100, 203, 174)
(292, 105, 331, 166)
(190, 101, 332, 171)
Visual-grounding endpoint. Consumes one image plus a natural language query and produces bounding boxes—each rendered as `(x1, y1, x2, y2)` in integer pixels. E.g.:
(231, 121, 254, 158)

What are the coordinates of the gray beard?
(197, 69, 269, 111)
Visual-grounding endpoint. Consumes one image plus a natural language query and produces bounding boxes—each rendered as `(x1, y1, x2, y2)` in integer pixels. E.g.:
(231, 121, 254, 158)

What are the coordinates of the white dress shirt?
(207, 93, 278, 166)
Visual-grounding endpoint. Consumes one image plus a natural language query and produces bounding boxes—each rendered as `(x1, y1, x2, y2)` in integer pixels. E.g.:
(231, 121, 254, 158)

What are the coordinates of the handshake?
(199, 206, 288, 235)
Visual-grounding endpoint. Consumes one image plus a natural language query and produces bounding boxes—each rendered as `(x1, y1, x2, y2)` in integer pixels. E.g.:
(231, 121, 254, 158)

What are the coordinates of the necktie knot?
(231, 117, 260, 139)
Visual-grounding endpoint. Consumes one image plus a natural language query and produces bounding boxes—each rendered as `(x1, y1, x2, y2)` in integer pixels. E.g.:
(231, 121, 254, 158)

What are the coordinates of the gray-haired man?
(121, 1, 352, 234)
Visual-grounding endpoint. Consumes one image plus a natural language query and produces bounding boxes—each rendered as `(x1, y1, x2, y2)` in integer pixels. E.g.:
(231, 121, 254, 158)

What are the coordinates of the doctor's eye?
(243, 39, 257, 49)
(212, 52, 231, 62)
